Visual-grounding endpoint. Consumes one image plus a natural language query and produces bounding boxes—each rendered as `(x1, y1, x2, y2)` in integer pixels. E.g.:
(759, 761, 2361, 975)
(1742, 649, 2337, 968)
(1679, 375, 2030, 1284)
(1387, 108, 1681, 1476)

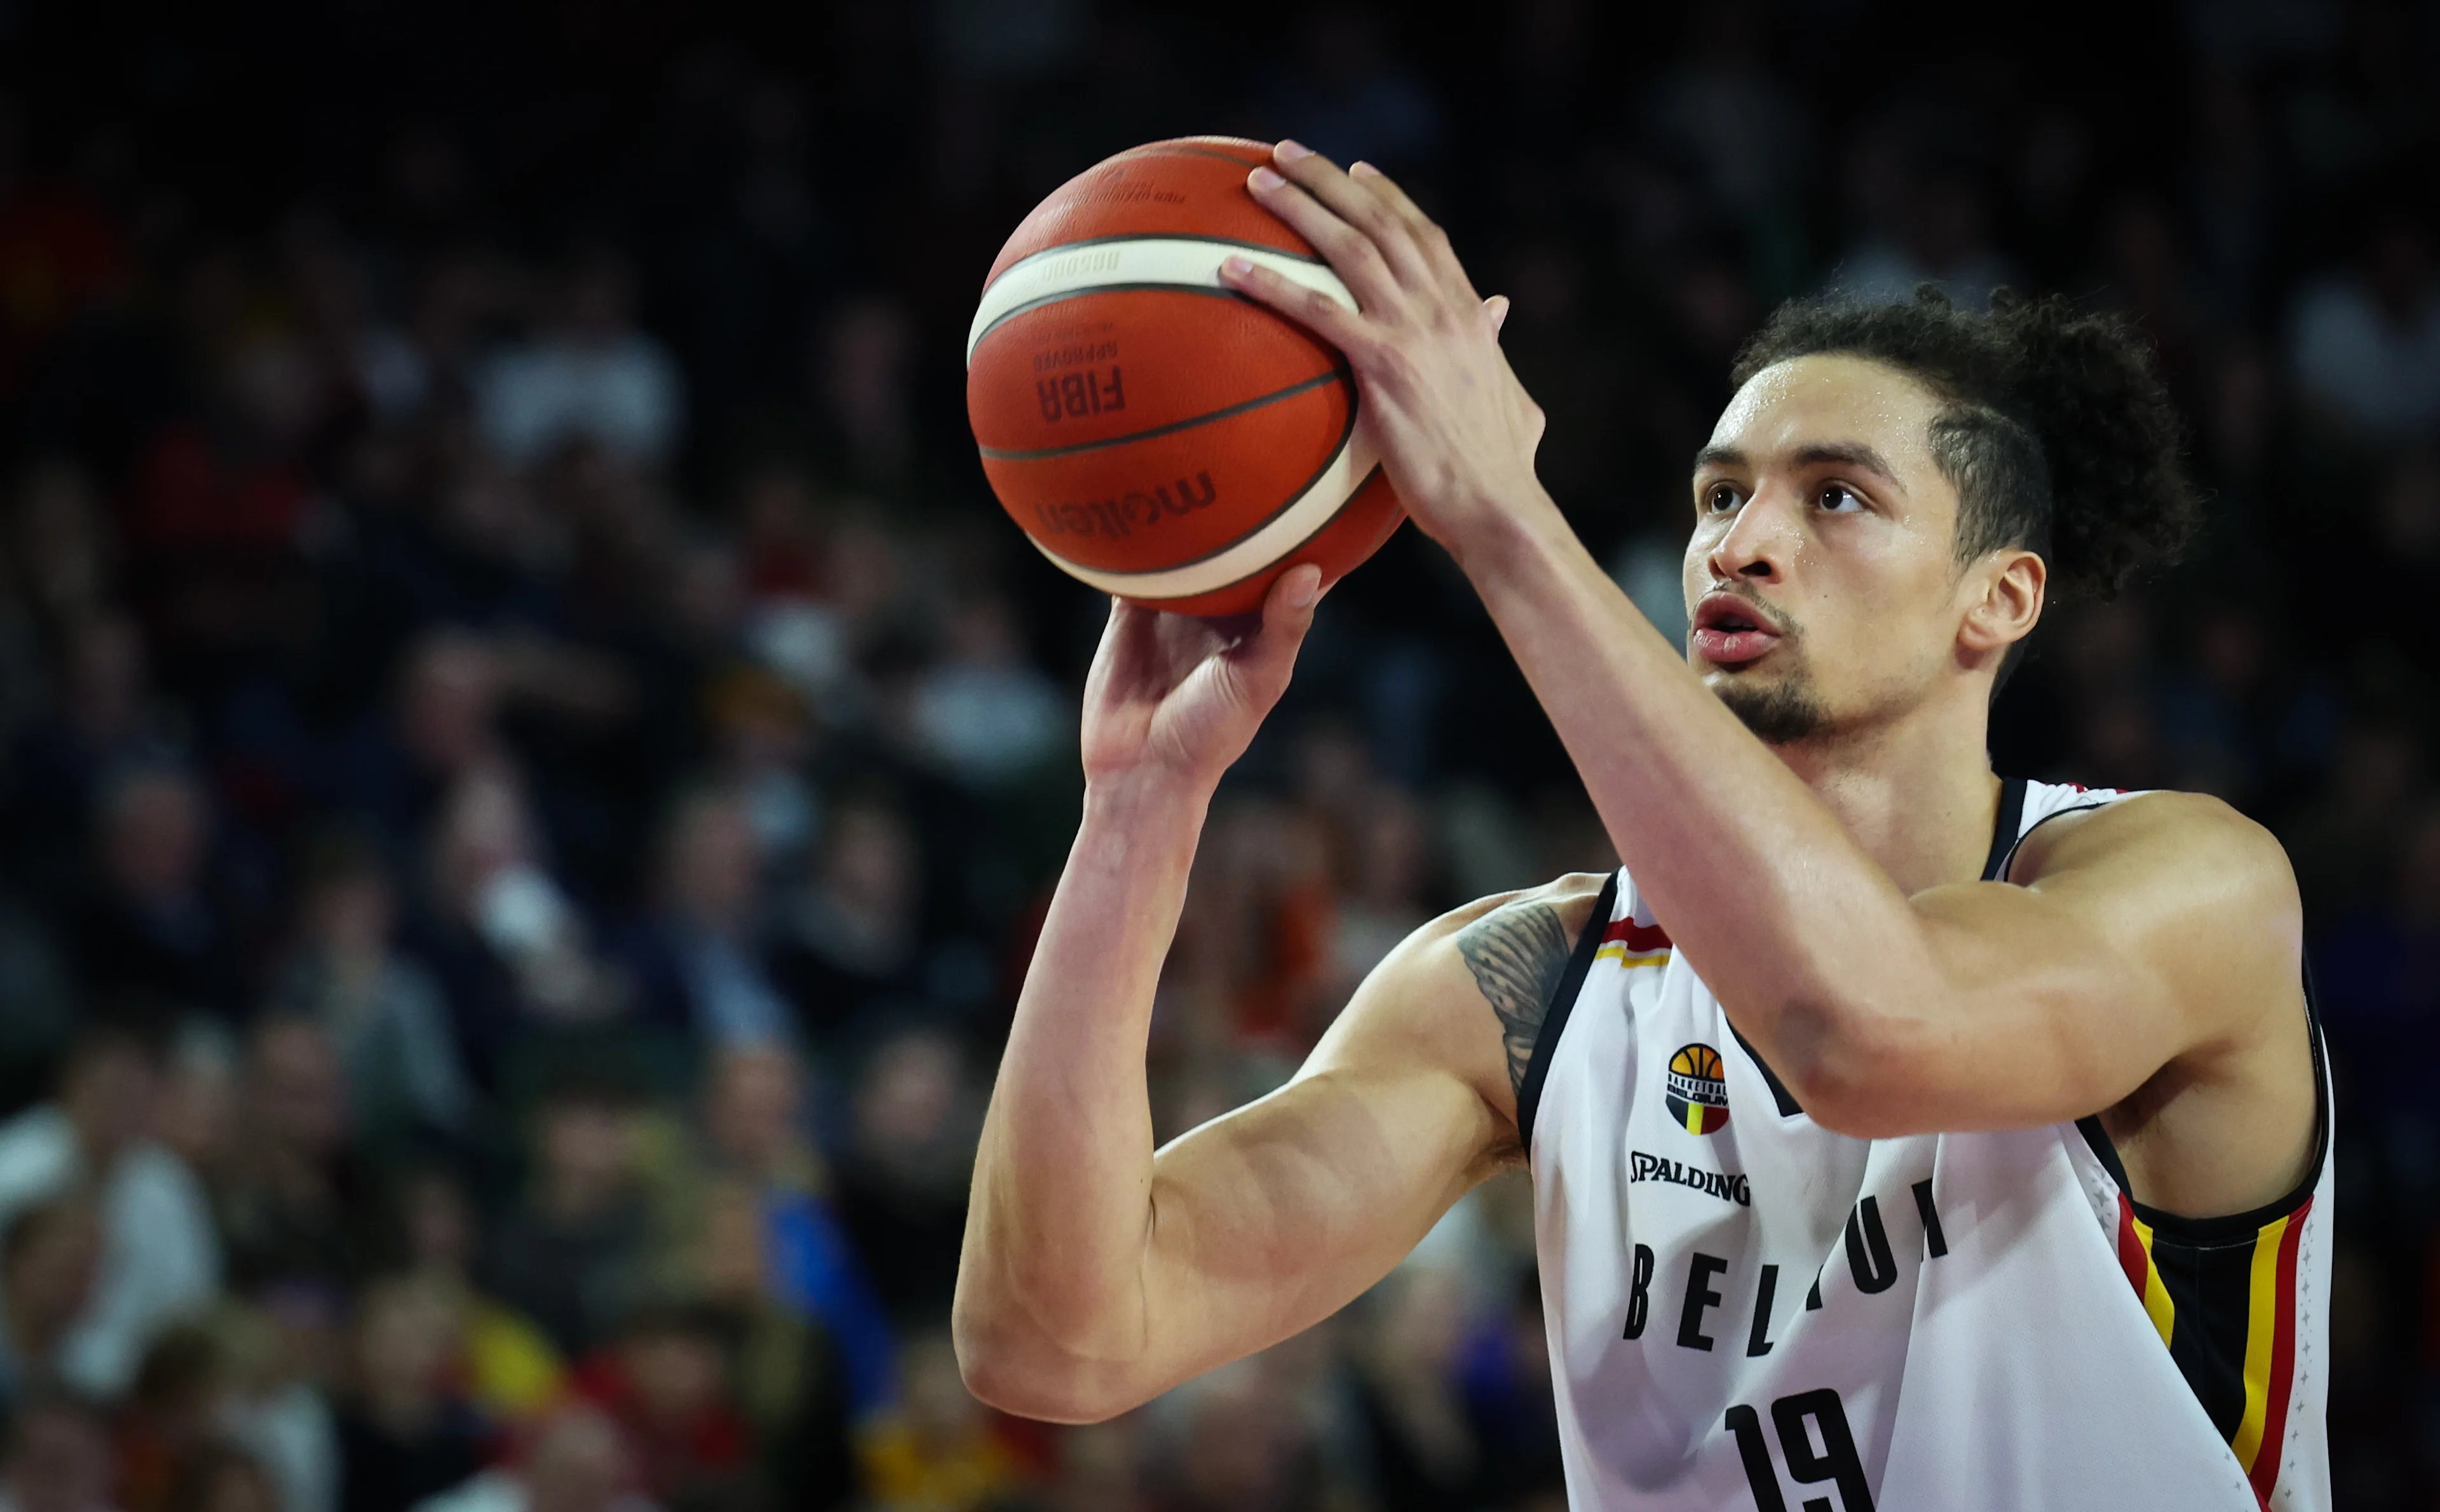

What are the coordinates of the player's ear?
(1958, 549, 2045, 656)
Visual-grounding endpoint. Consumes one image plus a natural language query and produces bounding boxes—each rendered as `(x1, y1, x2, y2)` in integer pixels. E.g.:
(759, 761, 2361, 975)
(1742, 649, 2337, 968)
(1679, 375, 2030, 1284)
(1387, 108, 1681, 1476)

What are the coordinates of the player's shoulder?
(1315, 872, 1613, 1133)
(1419, 870, 1614, 949)
(2012, 786, 2296, 902)
(1353, 870, 1611, 1014)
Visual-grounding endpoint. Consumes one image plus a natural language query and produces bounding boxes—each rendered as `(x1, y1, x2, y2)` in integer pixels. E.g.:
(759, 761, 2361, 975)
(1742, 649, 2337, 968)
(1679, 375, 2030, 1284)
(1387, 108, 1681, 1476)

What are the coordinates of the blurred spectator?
(1040, 1421, 1141, 1512)
(152, 1028, 238, 1188)
(1327, 788, 1435, 1004)
(1, 611, 161, 898)
(62, 766, 240, 1023)
(810, 297, 918, 493)
(112, 1323, 233, 1512)
(832, 1034, 978, 1325)
(685, 1046, 893, 1421)
(408, 1405, 647, 1512)
(1144, 1355, 1329, 1512)
(412, 770, 621, 1087)
(482, 1078, 650, 1360)
(569, 1302, 750, 1504)
(274, 836, 470, 1150)
(1463, 1273, 1566, 1501)
(339, 632, 505, 863)
(478, 252, 684, 471)
(907, 595, 1065, 790)
(383, 1169, 563, 1426)
(0, 1392, 116, 1512)
(2288, 215, 2440, 446)
(212, 1018, 358, 1294)
(856, 1328, 1017, 1512)
(0, 1028, 219, 1398)
(333, 1276, 485, 1512)
(621, 788, 792, 1048)
(701, 666, 822, 869)
(1351, 1265, 1481, 1511)
(0, 1198, 103, 1408)
(775, 799, 926, 1041)
(164, 1447, 280, 1512)
(211, 1302, 341, 1512)
(657, 1173, 860, 1506)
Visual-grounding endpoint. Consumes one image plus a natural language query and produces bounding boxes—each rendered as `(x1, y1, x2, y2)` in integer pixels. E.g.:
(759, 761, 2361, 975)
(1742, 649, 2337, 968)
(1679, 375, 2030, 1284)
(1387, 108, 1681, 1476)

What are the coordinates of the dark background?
(0, 0, 2433, 1508)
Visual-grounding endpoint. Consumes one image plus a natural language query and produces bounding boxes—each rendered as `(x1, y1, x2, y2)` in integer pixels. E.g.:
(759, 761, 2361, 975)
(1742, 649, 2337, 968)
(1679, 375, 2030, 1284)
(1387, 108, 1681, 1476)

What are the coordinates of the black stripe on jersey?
(2150, 1223, 2262, 1441)
(1516, 874, 1617, 1151)
(1982, 776, 2030, 882)
(2075, 961, 2329, 1457)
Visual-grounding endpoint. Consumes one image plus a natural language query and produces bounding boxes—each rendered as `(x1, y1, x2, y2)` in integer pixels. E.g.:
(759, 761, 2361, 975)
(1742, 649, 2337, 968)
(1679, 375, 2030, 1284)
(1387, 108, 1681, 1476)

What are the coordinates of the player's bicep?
(1130, 875, 1603, 1386)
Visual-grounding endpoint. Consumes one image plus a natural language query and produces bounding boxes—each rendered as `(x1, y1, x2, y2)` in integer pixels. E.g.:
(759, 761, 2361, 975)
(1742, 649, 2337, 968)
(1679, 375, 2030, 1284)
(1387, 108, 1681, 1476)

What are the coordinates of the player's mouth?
(1690, 591, 1787, 666)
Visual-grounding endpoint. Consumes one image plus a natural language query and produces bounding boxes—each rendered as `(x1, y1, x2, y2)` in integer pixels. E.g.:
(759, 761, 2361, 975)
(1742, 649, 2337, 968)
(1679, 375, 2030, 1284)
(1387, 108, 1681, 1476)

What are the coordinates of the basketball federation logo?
(1665, 1044, 1731, 1135)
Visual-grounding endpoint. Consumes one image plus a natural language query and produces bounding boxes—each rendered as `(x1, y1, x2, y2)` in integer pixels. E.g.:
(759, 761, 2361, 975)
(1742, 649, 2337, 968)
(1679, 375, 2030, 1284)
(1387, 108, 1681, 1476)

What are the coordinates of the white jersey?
(1524, 778, 2331, 1511)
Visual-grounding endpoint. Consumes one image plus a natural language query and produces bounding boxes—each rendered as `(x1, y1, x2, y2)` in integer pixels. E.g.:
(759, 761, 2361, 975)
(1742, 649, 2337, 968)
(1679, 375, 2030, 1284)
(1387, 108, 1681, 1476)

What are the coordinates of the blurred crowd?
(0, 0, 2435, 1508)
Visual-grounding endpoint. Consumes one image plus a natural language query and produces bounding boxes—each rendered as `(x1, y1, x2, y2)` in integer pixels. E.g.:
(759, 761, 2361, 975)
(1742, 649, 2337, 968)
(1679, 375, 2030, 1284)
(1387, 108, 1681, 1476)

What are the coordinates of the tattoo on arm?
(1455, 900, 1575, 1100)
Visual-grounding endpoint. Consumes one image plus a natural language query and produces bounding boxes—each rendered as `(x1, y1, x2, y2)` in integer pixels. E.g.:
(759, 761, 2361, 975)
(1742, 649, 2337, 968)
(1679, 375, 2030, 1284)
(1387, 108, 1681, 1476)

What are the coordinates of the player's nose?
(1707, 482, 1798, 583)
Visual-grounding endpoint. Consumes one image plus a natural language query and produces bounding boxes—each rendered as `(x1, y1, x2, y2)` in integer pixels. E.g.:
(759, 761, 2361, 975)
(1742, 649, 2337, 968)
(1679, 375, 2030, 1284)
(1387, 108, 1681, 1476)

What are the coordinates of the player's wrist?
(1080, 767, 1216, 832)
(1437, 480, 1575, 581)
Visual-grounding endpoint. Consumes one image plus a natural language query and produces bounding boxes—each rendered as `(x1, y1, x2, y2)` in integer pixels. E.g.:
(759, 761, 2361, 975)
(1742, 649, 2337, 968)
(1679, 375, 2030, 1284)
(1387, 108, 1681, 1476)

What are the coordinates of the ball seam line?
(975, 367, 1347, 461)
(1020, 403, 1373, 598)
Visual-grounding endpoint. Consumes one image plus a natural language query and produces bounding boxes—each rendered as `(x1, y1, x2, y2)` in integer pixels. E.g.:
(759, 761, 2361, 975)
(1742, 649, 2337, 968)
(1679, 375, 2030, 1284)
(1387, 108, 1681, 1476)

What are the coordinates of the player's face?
(1682, 354, 2005, 746)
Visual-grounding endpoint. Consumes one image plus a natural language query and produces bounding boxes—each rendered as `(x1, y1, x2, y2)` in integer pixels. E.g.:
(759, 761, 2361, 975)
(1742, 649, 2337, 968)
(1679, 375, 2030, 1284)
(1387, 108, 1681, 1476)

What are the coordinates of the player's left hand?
(1219, 140, 1553, 557)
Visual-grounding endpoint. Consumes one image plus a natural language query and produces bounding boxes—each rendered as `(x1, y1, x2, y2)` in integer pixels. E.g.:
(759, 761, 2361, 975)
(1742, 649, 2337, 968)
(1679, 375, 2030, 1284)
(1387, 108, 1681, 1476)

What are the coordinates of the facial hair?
(1714, 675, 1831, 745)
(1696, 597, 1831, 745)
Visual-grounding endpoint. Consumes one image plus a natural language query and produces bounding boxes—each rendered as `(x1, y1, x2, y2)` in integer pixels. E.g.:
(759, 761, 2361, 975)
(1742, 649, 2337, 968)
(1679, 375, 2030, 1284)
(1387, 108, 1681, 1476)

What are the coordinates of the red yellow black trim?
(2108, 1186, 2312, 1510)
(2235, 1198, 2308, 1506)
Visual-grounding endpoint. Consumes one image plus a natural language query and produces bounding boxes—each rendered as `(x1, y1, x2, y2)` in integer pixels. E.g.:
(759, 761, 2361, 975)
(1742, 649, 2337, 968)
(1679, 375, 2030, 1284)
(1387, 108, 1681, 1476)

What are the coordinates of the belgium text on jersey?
(1629, 1149, 1752, 1206)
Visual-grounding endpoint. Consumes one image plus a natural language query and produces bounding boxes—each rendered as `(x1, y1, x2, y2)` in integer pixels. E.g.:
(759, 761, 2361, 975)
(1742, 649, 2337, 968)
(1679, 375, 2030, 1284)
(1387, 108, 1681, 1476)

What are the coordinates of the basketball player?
(955, 140, 2327, 1511)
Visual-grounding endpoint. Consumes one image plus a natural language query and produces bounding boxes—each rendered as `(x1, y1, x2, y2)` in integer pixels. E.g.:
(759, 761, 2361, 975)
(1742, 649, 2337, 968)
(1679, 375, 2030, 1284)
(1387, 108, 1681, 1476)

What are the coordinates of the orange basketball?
(965, 137, 1404, 617)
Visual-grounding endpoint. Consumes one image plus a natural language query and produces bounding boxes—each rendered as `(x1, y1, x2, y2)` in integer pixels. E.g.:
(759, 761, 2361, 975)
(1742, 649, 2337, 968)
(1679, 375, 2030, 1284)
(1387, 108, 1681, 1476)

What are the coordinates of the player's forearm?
(956, 773, 1206, 1414)
(1449, 501, 1953, 1100)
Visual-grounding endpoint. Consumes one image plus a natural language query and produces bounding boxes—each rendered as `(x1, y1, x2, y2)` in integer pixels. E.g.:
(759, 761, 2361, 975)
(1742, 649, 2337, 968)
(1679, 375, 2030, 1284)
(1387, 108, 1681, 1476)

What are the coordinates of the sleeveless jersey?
(1522, 778, 2331, 1511)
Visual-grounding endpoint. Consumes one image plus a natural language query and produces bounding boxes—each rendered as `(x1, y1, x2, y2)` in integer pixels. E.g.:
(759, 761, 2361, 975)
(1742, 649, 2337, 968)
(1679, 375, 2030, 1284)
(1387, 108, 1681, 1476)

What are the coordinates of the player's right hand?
(1078, 565, 1324, 795)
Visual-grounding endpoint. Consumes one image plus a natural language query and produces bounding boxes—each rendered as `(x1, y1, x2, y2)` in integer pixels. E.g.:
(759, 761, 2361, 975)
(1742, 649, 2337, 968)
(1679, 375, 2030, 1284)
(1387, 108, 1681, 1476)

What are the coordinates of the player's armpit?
(1798, 793, 2312, 1198)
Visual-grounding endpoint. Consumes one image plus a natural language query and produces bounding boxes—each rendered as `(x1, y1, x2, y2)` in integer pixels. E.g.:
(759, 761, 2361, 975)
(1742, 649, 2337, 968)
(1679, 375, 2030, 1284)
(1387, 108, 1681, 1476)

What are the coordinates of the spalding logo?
(1665, 1043, 1730, 1136)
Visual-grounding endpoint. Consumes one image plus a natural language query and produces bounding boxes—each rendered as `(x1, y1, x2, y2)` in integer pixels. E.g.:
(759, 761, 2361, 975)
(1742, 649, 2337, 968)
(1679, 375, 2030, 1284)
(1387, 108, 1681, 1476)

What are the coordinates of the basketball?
(964, 137, 1404, 618)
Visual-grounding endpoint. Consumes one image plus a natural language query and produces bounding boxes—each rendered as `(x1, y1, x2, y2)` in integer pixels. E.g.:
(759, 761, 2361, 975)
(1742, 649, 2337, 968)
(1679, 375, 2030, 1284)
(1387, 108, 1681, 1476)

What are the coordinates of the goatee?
(1714, 677, 1831, 746)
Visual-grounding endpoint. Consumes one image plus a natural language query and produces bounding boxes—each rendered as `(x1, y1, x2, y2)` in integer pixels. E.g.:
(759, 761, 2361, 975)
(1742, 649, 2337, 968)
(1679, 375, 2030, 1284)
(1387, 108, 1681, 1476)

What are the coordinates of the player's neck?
(1772, 701, 2003, 895)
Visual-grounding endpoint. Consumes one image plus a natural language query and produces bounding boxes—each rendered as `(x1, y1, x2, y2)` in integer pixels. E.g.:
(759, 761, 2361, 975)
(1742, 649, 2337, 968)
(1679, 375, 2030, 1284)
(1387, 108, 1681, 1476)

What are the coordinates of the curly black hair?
(1729, 288, 2200, 600)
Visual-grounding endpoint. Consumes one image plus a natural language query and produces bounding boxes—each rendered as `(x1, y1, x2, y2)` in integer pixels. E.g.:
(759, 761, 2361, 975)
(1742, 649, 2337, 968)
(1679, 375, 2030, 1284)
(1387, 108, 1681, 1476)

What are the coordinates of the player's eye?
(1818, 483, 1864, 514)
(1702, 483, 1744, 515)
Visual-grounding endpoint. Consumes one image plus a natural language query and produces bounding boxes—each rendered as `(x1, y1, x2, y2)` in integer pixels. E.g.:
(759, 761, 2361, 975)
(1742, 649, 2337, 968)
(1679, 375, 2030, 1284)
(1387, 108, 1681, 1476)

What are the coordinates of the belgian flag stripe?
(2113, 1194, 2176, 1349)
(2237, 1198, 2310, 1506)
(1601, 917, 1672, 952)
(2113, 1196, 2151, 1297)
